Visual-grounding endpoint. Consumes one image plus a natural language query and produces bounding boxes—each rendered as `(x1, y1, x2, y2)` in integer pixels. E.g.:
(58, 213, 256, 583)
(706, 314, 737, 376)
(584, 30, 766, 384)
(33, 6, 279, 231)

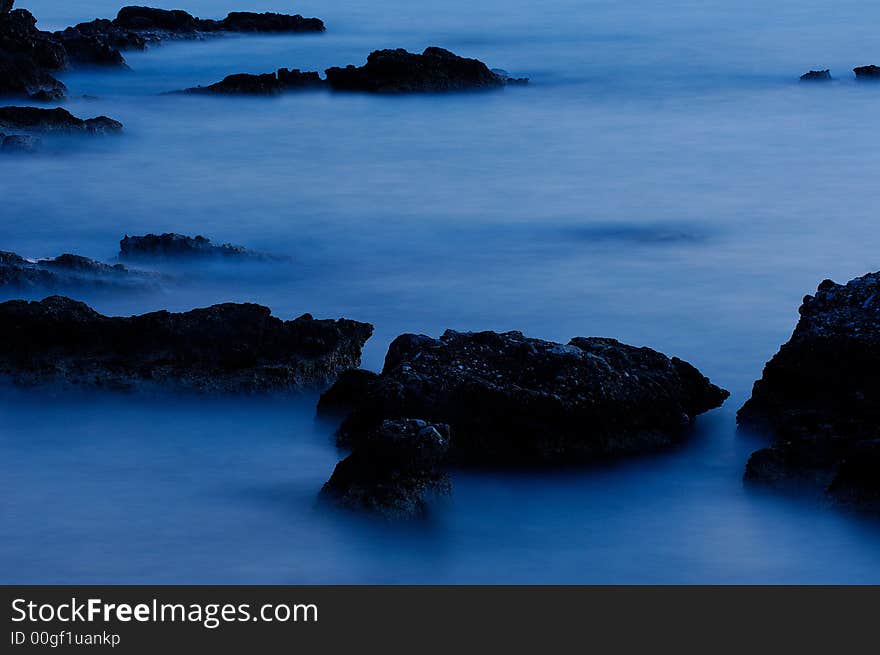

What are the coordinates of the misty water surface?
(1, 0, 880, 582)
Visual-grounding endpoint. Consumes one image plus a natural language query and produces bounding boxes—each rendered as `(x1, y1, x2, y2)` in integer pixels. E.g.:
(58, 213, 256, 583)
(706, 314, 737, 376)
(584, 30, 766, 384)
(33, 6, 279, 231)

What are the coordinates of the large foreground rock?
(739, 272, 880, 512)
(320, 418, 451, 520)
(0, 250, 155, 289)
(0, 106, 123, 133)
(0, 296, 373, 392)
(325, 47, 525, 93)
(319, 329, 728, 464)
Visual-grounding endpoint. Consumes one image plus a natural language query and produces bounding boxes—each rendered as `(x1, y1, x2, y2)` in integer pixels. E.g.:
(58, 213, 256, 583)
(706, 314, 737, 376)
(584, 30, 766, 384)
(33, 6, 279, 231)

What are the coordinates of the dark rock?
(0, 132, 38, 151)
(320, 418, 451, 519)
(54, 27, 127, 67)
(0, 8, 68, 70)
(325, 47, 522, 93)
(0, 250, 155, 288)
(854, 65, 880, 80)
(320, 329, 728, 464)
(800, 69, 831, 82)
(739, 272, 880, 511)
(0, 106, 123, 133)
(119, 233, 267, 259)
(1, 0, 13, 15)
(0, 55, 66, 99)
(179, 68, 323, 95)
(69, 19, 146, 51)
(218, 12, 324, 33)
(100, 6, 323, 43)
(0, 53, 66, 100)
(114, 6, 201, 33)
(0, 296, 373, 392)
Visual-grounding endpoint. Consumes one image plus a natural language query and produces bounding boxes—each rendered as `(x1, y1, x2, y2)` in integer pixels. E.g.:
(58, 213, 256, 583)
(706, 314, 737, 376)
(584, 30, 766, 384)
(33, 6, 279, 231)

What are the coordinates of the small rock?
(325, 47, 525, 93)
(800, 69, 831, 82)
(320, 418, 451, 520)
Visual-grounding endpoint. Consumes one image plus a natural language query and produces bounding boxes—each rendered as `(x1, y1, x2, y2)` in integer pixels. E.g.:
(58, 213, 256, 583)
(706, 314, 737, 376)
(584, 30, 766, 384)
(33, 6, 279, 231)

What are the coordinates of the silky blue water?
(1, 0, 880, 582)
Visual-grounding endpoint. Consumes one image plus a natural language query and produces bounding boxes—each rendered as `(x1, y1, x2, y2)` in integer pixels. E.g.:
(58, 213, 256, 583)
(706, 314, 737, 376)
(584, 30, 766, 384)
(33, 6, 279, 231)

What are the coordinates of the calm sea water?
(2, 0, 880, 583)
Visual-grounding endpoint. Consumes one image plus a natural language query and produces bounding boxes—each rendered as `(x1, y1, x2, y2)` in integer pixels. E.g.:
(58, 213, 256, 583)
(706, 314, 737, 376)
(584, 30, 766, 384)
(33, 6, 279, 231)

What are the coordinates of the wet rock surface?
(0, 296, 373, 392)
(320, 418, 451, 520)
(0, 250, 154, 289)
(119, 233, 268, 259)
(320, 329, 728, 464)
(179, 68, 323, 95)
(739, 272, 880, 512)
(325, 47, 524, 93)
(0, 106, 123, 133)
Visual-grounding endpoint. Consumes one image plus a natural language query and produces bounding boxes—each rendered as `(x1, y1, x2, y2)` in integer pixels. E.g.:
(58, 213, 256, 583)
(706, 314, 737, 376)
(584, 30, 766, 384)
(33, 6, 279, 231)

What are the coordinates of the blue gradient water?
(2, 1, 880, 582)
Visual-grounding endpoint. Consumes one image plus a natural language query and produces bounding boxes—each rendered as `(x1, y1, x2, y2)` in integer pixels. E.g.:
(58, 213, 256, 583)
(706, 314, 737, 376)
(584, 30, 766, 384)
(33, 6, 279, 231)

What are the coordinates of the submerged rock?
(800, 69, 831, 82)
(854, 65, 880, 80)
(320, 418, 451, 520)
(1, 132, 39, 151)
(119, 233, 270, 259)
(739, 272, 880, 512)
(325, 47, 525, 93)
(179, 68, 323, 95)
(320, 329, 728, 464)
(0, 106, 123, 133)
(0, 250, 154, 288)
(0, 296, 373, 392)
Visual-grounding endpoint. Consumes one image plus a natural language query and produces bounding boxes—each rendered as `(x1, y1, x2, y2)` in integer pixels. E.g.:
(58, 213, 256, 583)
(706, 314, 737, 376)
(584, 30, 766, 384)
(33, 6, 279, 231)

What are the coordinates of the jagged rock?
(320, 329, 728, 464)
(114, 6, 201, 33)
(179, 68, 323, 95)
(53, 26, 127, 67)
(0, 7, 68, 70)
(67, 19, 146, 51)
(97, 6, 323, 43)
(0, 296, 373, 392)
(325, 47, 524, 93)
(739, 272, 880, 512)
(1, 0, 14, 15)
(320, 418, 451, 519)
(800, 69, 831, 82)
(854, 65, 880, 80)
(0, 132, 38, 151)
(0, 53, 66, 100)
(0, 250, 155, 287)
(0, 106, 123, 133)
(118, 233, 271, 259)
